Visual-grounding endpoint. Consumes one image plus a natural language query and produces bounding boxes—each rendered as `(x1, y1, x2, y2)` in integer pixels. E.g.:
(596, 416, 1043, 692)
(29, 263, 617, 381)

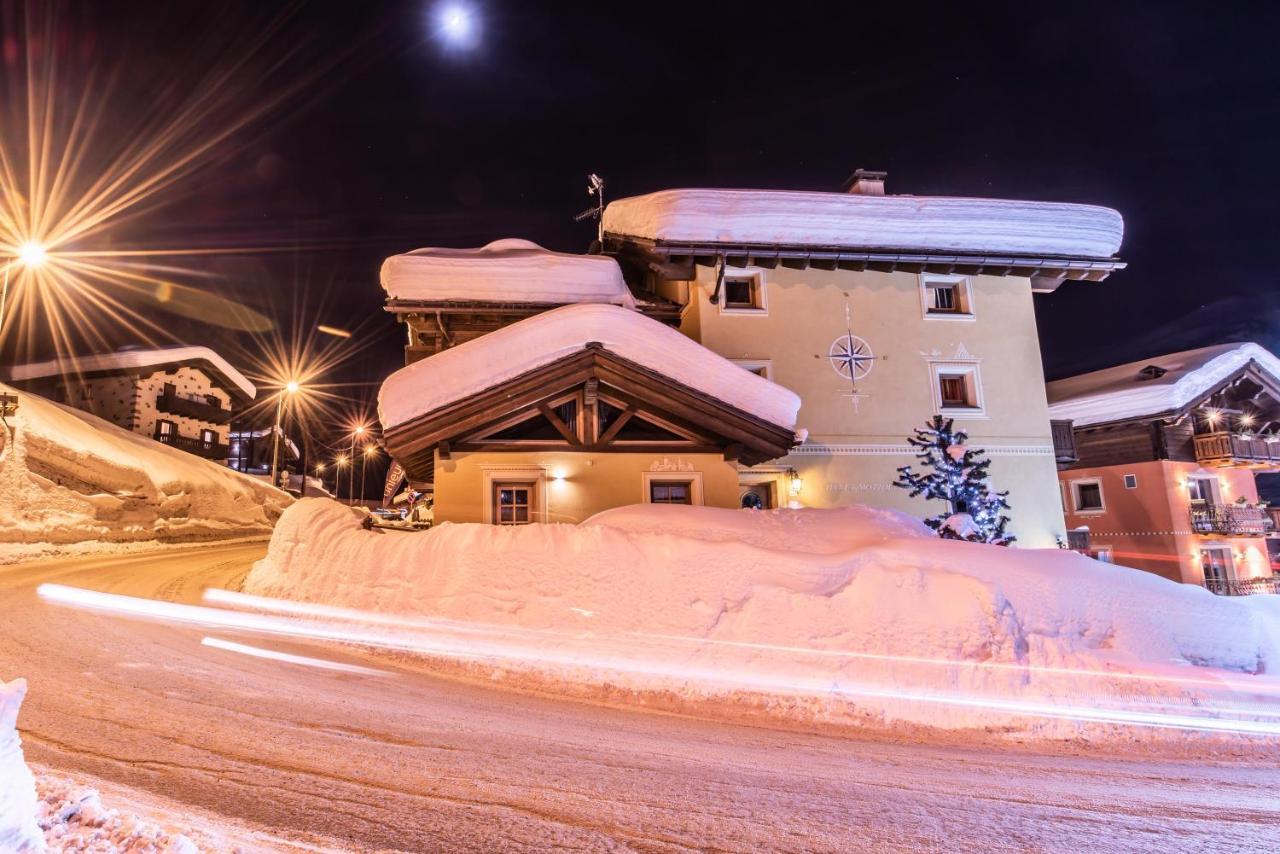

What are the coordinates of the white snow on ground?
(0, 383, 290, 564)
(1, 679, 43, 852)
(244, 499, 1280, 738)
(8, 346, 257, 400)
(380, 238, 637, 307)
(378, 303, 802, 430)
(1047, 341, 1280, 426)
(602, 188, 1125, 258)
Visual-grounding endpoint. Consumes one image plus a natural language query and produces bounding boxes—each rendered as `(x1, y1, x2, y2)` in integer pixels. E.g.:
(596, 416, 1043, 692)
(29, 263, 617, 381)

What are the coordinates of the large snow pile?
(1047, 342, 1280, 427)
(0, 384, 289, 563)
(602, 188, 1124, 259)
(1, 679, 43, 852)
(245, 500, 1280, 735)
(381, 238, 638, 308)
(379, 303, 802, 430)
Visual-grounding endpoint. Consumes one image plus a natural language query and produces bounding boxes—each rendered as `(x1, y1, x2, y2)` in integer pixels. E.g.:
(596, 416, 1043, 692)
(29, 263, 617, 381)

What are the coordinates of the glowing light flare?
(284, 380, 301, 395)
(364, 444, 378, 458)
(16, 242, 47, 268)
(435, 2, 480, 48)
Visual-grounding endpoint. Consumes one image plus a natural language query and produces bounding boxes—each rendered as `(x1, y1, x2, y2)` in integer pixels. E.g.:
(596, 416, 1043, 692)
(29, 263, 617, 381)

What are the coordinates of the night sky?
(22, 1, 1280, 450)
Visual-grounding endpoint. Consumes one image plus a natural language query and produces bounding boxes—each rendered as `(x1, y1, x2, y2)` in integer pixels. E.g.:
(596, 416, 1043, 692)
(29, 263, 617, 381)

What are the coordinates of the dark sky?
(29, 1, 1280, 445)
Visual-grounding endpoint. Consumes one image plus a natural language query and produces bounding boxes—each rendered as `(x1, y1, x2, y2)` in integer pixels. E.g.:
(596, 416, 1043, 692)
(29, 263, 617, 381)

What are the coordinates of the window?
(929, 361, 984, 416)
(1072, 479, 1105, 513)
(200, 429, 216, 446)
(719, 272, 766, 313)
(731, 359, 772, 380)
(1092, 546, 1114, 564)
(155, 420, 175, 442)
(1188, 476, 1218, 503)
(921, 274, 974, 318)
(649, 480, 692, 504)
(1123, 474, 1138, 489)
(1200, 546, 1235, 593)
(492, 481, 536, 525)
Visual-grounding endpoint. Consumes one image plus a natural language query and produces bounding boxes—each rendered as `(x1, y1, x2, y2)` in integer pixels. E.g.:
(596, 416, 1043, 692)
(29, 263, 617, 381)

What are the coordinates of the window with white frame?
(929, 362, 984, 415)
(719, 272, 766, 313)
(1187, 475, 1219, 503)
(1123, 473, 1138, 489)
(642, 471, 704, 506)
(1071, 479, 1105, 513)
(731, 359, 772, 380)
(920, 274, 974, 318)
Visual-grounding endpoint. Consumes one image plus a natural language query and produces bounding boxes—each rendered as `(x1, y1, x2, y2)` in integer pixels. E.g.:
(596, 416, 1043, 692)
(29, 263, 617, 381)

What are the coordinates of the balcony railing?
(157, 389, 232, 425)
(1050, 419, 1077, 465)
(1204, 576, 1280, 596)
(155, 431, 228, 460)
(1189, 502, 1275, 536)
(1192, 431, 1280, 467)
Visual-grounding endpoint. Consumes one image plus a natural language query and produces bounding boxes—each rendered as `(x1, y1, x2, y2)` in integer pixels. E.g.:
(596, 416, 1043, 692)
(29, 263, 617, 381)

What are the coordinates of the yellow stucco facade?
(658, 264, 1066, 547)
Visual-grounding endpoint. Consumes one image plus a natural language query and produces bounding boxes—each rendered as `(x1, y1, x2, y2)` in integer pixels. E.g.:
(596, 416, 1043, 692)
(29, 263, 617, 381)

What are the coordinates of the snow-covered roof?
(380, 238, 637, 308)
(379, 303, 801, 430)
(8, 346, 256, 400)
(603, 189, 1124, 260)
(1046, 343, 1280, 426)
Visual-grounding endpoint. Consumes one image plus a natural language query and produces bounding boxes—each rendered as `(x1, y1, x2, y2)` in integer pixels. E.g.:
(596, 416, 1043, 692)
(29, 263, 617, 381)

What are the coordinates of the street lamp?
(0, 241, 48, 339)
(360, 443, 378, 508)
(269, 381, 301, 490)
(347, 424, 366, 505)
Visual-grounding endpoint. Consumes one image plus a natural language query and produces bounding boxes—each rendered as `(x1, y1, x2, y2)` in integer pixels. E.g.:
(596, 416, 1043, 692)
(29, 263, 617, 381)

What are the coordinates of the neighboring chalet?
(1048, 343, 1280, 594)
(7, 345, 255, 461)
(377, 175, 1125, 542)
(227, 426, 301, 479)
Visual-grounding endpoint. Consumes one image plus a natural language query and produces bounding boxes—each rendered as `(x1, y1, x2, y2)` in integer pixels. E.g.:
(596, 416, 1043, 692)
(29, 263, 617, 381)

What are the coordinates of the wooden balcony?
(1192, 430, 1280, 468)
(1189, 502, 1275, 536)
(1050, 419, 1077, 466)
(157, 389, 232, 425)
(155, 431, 228, 460)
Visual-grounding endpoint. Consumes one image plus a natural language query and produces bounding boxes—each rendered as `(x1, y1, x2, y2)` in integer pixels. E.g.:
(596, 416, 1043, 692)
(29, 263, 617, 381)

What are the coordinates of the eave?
(605, 234, 1125, 291)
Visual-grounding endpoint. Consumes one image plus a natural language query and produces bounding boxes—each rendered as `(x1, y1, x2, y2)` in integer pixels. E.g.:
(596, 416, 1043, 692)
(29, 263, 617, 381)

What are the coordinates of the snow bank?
(246, 500, 1280, 736)
(9, 345, 256, 400)
(0, 384, 290, 562)
(379, 303, 802, 430)
(603, 188, 1124, 259)
(1047, 342, 1280, 426)
(381, 238, 637, 308)
(1, 679, 43, 853)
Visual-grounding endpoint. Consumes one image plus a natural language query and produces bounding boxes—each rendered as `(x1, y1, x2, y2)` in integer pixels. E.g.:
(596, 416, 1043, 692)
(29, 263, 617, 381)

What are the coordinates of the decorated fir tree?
(893, 415, 1015, 546)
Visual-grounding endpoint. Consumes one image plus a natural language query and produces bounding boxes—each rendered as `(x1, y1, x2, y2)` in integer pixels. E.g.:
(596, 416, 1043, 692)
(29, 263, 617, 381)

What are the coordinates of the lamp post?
(0, 242, 48, 339)
(269, 381, 300, 490)
(347, 424, 365, 505)
(360, 443, 377, 508)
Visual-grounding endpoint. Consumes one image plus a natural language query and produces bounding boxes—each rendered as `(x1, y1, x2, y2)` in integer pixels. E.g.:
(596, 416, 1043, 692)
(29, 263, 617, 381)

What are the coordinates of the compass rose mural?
(828, 333, 875, 380)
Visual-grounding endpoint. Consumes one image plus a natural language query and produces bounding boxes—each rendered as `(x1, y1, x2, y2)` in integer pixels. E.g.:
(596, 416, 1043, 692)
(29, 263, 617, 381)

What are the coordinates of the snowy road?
(2, 543, 1278, 852)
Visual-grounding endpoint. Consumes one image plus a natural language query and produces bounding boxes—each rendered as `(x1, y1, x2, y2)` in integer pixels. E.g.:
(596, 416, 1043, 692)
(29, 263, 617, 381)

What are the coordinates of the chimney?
(843, 169, 886, 196)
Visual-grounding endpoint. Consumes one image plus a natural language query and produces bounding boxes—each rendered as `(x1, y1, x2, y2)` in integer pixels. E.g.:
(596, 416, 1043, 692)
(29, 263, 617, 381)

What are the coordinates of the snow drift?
(1, 679, 42, 852)
(0, 384, 290, 563)
(602, 188, 1124, 259)
(379, 303, 802, 430)
(380, 238, 638, 308)
(245, 500, 1280, 736)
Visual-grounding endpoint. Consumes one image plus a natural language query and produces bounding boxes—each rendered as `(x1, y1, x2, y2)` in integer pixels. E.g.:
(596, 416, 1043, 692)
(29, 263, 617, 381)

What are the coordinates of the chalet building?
(227, 426, 301, 479)
(378, 175, 1125, 542)
(7, 345, 255, 460)
(1048, 343, 1280, 594)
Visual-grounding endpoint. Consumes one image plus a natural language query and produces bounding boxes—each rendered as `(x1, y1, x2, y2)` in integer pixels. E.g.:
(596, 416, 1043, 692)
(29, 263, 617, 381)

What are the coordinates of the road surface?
(1, 542, 1277, 852)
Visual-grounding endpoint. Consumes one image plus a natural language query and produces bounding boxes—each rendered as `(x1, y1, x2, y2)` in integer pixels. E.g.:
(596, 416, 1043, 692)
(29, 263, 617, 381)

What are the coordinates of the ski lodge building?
(379, 174, 1125, 544)
(1049, 343, 1280, 593)
(6, 345, 256, 461)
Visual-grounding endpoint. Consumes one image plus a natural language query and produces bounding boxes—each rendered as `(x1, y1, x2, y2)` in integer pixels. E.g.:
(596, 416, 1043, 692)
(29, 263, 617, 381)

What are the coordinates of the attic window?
(1136, 365, 1168, 381)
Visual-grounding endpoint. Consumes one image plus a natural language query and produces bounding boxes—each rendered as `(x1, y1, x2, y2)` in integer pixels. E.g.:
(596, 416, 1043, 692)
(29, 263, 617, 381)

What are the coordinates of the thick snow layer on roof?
(246, 499, 1280, 738)
(0, 383, 289, 562)
(379, 303, 801, 430)
(603, 189, 1124, 259)
(380, 238, 637, 308)
(8, 345, 256, 400)
(1047, 342, 1280, 426)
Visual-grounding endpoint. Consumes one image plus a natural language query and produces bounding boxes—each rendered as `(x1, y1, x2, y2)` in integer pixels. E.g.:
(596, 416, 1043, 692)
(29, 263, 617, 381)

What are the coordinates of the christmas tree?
(893, 415, 1015, 546)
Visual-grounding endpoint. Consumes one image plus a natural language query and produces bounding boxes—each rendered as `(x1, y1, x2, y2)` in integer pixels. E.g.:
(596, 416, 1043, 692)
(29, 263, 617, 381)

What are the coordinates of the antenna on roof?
(573, 173, 606, 248)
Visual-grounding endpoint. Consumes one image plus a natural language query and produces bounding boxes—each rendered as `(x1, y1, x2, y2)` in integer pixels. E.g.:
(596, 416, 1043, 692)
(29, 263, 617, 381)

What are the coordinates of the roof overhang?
(605, 235, 1125, 290)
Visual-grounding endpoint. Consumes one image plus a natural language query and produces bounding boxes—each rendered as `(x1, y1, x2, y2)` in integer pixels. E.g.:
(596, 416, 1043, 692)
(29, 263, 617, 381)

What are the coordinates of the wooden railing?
(1050, 419, 1077, 465)
(1204, 576, 1280, 596)
(155, 431, 228, 460)
(157, 389, 232, 425)
(1193, 431, 1280, 467)
(1189, 502, 1275, 535)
